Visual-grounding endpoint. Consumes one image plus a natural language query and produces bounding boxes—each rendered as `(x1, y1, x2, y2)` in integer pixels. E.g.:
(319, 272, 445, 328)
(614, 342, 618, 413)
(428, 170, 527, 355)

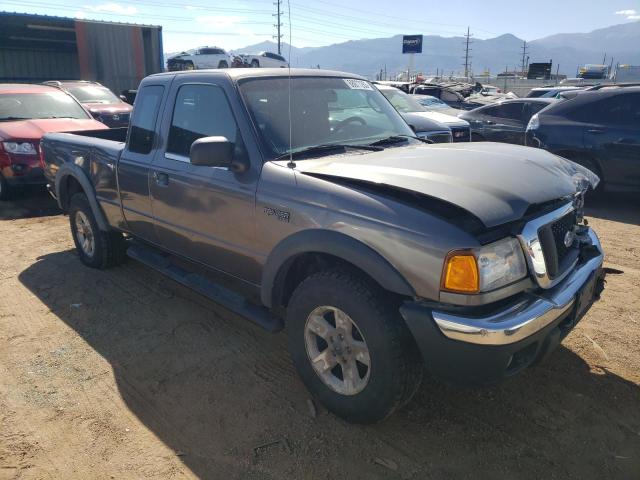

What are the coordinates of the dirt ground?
(1, 187, 639, 480)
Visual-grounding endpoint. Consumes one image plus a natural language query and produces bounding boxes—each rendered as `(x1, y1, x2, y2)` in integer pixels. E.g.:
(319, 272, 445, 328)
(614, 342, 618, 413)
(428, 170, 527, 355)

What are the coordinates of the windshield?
(67, 85, 120, 104)
(0, 92, 90, 121)
(415, 95, 448, 109)
(378, 88, 426, 113)
(239, 77, 414, 157)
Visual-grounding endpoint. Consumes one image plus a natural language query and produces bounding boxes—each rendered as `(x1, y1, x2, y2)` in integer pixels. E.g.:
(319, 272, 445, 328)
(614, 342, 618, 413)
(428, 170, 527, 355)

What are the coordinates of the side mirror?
(119, 94, 128, 102)
(189, 136, 234, 168)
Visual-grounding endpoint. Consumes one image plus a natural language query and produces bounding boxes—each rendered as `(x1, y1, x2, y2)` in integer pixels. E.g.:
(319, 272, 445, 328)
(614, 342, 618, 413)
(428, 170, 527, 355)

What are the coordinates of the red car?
(0, 84, 108, 200)
(43, 81, 133, 128)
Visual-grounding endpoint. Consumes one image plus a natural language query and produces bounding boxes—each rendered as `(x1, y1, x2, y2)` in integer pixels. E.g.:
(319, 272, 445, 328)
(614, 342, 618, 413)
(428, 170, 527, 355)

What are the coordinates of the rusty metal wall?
(0, 13, 162, 93)
(75, 20, 162, 94)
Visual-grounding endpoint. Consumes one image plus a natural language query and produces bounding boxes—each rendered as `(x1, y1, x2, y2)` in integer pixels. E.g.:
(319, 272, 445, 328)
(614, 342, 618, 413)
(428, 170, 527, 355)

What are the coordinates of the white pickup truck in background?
(167, 46, 233, 71)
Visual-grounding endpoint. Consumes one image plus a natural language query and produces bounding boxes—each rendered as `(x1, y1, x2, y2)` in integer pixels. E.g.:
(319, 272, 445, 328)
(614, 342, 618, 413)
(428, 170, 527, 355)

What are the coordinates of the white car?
(167, 47, 232, 71)
(240, 52, 288, 68)
(377, 84, 472, 142)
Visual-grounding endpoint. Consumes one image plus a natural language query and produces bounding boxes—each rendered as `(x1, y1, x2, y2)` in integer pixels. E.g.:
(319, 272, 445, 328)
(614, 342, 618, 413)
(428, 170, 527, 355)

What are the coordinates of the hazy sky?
(2, 0, 639, 52)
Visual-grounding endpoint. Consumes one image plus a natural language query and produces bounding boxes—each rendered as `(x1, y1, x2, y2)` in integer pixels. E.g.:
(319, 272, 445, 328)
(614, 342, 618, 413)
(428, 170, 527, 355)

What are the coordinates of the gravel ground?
(0, 188, 639, 480)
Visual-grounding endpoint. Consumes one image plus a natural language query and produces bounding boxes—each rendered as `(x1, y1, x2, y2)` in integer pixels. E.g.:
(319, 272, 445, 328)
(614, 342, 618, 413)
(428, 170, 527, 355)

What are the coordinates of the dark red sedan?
(43, 81, 133, 128)
(0, 84, 107, 199)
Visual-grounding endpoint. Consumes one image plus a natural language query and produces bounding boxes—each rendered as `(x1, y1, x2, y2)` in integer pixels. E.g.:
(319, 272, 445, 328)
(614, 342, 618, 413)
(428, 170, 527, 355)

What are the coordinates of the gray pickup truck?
(43, 69, 605, 424)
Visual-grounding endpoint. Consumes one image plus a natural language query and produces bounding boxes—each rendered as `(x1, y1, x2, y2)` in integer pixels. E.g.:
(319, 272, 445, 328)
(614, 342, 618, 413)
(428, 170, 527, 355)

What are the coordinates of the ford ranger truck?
(42, 69, 605, 424)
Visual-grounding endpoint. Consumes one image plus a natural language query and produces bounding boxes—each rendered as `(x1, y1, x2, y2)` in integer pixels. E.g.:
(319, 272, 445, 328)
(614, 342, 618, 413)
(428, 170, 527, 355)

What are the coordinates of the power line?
(463, 26, 473, 79)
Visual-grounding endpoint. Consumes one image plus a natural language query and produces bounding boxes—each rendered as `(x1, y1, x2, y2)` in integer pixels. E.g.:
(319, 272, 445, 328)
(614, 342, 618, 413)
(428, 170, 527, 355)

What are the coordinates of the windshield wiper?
(368, 135, 423, 146)
(275, 143, 382, 160)
(0, 116, 31, 122)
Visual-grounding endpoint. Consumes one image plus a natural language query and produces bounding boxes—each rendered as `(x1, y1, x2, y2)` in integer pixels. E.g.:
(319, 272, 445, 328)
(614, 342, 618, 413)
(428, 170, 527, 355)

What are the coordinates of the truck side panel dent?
(261, 229, 416, 309)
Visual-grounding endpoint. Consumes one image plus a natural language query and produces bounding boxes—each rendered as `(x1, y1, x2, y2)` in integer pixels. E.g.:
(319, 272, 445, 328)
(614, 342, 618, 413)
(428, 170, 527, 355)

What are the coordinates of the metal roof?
(0, 10, 161, 29)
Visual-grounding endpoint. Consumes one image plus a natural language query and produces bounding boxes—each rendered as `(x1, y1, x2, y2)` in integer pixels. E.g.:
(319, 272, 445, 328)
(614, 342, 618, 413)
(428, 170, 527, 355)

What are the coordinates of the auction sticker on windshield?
(344, 79, 373, 90)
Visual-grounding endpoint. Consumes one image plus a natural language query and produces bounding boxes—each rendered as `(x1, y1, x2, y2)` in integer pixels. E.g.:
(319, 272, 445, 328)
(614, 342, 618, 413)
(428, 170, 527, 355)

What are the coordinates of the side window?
(493, 103, 524, 121)
(529, 102, 549, 116)
(597, 93, 640, 125)
(166, 84, 242, 159)
(128, 85, 164, 155)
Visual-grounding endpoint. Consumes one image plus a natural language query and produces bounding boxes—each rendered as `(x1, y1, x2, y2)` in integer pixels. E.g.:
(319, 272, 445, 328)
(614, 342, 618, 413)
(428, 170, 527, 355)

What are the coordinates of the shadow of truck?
(18, 249, 640, 479)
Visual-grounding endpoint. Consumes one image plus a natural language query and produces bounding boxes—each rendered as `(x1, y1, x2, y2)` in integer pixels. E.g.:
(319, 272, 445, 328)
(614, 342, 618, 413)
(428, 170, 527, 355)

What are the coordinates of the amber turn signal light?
(441, 252, 480, 294)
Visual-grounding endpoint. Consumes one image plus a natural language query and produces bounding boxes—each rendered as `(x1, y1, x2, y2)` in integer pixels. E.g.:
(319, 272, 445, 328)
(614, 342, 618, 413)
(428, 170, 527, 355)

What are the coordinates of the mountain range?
(166, 21, 640, 79)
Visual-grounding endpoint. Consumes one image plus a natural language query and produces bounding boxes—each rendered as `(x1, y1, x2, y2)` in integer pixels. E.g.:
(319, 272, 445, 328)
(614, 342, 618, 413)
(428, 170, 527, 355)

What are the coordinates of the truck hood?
(0, 118, 108, 141)
(290, 142, 597, 228)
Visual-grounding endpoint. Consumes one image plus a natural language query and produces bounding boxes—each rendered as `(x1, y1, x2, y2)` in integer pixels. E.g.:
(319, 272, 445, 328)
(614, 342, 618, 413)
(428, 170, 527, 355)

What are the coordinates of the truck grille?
(538, 211, 579, 278)
(451, 126, 471, 142)
(422, 131, 453, 143)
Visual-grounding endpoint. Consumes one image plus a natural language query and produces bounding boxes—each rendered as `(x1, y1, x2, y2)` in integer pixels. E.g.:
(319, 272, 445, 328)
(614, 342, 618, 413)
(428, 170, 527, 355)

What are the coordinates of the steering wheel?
(334, 116, 367, 134)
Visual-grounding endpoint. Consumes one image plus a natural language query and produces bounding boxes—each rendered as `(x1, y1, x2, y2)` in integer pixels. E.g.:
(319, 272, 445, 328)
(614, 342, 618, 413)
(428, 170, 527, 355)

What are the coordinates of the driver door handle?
(588, 128, 606, 134)
(153, 171, 169, 186)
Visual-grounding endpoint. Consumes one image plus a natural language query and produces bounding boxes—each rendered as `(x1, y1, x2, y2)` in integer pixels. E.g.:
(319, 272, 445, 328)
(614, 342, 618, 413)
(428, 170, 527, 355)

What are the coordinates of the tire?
(250, 59, 259, 68)
(68, 193, 127, 269)
(0, 173, 10, 201)
(184, 61, 195, 71)
(218, 60, 228, 69)
(286, 269, 423, 423)
(471, 132, 485, 142)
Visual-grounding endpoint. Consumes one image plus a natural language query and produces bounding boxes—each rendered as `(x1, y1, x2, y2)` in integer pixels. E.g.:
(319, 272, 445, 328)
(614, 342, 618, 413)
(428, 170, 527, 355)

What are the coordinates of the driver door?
(149, 81, 261, 283)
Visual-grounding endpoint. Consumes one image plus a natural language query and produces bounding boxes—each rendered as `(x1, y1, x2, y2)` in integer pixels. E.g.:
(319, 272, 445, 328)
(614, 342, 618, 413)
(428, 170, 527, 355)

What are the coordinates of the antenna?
(286, 0, 295, 169)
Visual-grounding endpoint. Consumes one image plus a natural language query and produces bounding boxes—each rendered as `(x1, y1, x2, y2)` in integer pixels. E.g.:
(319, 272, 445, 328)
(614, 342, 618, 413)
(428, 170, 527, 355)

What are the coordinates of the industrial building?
(0, 12, 163, 94)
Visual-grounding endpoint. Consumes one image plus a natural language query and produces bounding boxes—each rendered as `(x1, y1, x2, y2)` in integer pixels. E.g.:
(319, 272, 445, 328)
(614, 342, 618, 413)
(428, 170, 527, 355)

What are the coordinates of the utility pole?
(462, 27, 473, 79)
(273, 0, 283, 55)
(520, 40, 530, 77)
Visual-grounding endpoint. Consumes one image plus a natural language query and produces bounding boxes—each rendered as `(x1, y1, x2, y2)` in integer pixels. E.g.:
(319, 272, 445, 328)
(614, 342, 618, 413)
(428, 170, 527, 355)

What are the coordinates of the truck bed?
(42, 128, 127, 227)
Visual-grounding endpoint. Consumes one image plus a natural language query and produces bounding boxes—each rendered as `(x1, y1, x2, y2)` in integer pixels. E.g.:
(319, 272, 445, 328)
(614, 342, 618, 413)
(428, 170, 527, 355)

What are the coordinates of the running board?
(126, 243, 283, 333)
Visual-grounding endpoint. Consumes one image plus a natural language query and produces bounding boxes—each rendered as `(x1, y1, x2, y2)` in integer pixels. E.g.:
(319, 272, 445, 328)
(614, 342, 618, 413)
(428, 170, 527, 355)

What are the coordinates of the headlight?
(442, 237, 527, 294)
(3, 141, 37, 155)
(526, 113, 539, 131)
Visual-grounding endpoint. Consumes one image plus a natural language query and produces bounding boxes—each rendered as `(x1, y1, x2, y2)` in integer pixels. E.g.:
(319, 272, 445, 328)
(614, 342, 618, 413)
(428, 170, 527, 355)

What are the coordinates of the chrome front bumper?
(432, 228, 603, 346)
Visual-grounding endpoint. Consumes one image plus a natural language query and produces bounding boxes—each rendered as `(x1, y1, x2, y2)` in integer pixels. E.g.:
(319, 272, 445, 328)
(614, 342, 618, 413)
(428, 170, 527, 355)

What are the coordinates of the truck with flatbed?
(42, 68, 605, 423)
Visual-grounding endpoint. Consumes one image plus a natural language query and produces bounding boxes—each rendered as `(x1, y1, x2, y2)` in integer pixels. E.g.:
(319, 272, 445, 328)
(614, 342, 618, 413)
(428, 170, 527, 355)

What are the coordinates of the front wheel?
(218, 60, 228, 69)
(69, 193, 127, 269)
(286, 269, 423, 423)
(250, 59, 259, 68)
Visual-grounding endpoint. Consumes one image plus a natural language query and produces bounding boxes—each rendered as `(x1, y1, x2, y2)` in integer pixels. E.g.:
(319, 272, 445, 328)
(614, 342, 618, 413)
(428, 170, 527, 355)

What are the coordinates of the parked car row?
(0, 83, 108, 199)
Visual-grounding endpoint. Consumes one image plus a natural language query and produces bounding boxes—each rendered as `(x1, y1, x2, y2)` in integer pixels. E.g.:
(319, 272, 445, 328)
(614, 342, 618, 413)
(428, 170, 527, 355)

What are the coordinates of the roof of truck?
(148, 68, 366, 81)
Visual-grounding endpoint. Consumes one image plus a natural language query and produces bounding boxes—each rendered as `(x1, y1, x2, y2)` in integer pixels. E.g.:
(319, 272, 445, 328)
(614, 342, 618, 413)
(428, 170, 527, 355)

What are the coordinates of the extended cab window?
(128, 85, 164, 154)
(167, 84, 240, 158)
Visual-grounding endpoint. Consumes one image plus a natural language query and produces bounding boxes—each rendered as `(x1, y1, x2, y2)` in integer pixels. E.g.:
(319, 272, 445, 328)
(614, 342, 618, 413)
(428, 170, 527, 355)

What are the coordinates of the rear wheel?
(69, 193, 127, 269)
(286, 269, 423, 423)
(250, 59, 259, 68)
